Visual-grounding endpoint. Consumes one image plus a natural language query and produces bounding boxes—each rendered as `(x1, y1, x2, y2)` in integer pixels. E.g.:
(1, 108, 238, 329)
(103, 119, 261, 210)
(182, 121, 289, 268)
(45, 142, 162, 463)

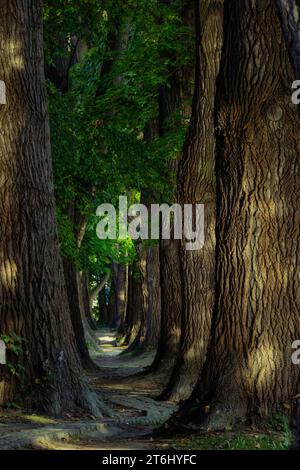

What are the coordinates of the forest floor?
(0, 329, 291, 450)
(0, 329, 177, 450)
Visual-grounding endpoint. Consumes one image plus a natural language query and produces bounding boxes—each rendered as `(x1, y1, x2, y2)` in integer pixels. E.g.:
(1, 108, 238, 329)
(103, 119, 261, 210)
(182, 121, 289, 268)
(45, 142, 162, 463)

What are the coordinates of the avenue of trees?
(0, 0, 299, 438)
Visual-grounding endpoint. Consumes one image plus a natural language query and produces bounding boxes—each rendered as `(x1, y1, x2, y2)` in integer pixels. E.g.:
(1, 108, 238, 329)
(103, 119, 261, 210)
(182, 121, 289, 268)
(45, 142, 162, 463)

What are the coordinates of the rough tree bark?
(151, 0, 194, 376)
(199, 0, 300, 429)
(161, 0, 224, 402)
(275, 5, 300, 445)
(0, 0, 101, 415)
(140, 244, 161, 350)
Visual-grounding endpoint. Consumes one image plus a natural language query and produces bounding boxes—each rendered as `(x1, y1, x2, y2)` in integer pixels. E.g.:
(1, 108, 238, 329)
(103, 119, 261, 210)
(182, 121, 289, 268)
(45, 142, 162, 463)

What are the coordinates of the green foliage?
(44, 0, 193, 281)
(0, 333, 25, 377)
(0, 333, 23, 356)
(55, 207, 78, 260)
(43, 0, 106, 64)
(5, 363, 25, 377)
(175, 431, 291, 451)
(175, 415, 292, 450)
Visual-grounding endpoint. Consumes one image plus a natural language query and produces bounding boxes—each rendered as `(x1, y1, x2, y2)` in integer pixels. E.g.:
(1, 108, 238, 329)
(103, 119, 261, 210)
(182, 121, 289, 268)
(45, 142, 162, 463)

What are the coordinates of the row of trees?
(108, 0, 300, 430)
(0, 0, 299, 432)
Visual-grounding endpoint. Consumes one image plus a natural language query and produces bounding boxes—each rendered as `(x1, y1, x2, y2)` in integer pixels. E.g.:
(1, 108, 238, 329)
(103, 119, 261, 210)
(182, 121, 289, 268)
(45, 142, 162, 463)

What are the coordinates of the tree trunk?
(143, 245, 162, 350)
(152, 0, 194, 376)
(116, 263, 128, 329)
(45, 23, 96, 367)
(128, 119, 162, 352)
(127, 247, 147, 350)
(81, 271, 97, 330)
(153, 238, 182, 372)
(125, 242, 161, 352)
(89, 273, 110, 307)
(161, 0, 224, 402)
(62, 258, 96, 370)
(120, 264, 143, 346)
(275, 0, 300, 77)
(110, 263, 128, 329)
(98, 287, 109, 325)
(108, 286, 117, 329)
(0, 0, 100, 415)
(62, 203, 95, 370)
(199, 0, 300, 429)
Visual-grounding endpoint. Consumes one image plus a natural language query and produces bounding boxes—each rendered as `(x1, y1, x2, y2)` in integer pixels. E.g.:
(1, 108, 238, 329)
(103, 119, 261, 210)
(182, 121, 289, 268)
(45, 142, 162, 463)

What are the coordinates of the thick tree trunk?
(161, 0, 224, 402)
(152, 0, 194, 376)
(0, 1, 100, 415)
(126, 242, 161, 352)
(128, 244, 161, 352)
(126, 248, 147, 350)
(143, 245, 161, 350)
(153, 238, 182, 372)
(200, 0, 300, 429)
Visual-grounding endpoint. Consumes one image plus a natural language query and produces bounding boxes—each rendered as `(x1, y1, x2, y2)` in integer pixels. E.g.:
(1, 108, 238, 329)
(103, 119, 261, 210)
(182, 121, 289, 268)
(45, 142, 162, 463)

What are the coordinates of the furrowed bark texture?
(162, 0, 224, 402)
(152, 0, 194, 375)
(0, 0, 100, 415)
(143, 245, 162, 350)
(200, 0, 300, 429)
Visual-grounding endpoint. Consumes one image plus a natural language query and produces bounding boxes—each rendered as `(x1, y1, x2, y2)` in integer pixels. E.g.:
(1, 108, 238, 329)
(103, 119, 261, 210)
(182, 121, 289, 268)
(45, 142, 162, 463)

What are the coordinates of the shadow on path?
(0, 328, 177, 450)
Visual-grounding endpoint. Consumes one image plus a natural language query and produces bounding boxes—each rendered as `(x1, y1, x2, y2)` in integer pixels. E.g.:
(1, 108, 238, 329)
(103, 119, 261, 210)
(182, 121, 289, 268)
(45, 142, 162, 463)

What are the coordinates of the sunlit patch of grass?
(0, 409, 58, 426)
(175, 430, 291, 450)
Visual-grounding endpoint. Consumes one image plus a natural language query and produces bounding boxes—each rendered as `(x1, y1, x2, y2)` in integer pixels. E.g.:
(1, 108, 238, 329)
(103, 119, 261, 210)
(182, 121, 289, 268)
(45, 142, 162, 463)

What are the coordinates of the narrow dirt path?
(0, 329, 177, 450)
